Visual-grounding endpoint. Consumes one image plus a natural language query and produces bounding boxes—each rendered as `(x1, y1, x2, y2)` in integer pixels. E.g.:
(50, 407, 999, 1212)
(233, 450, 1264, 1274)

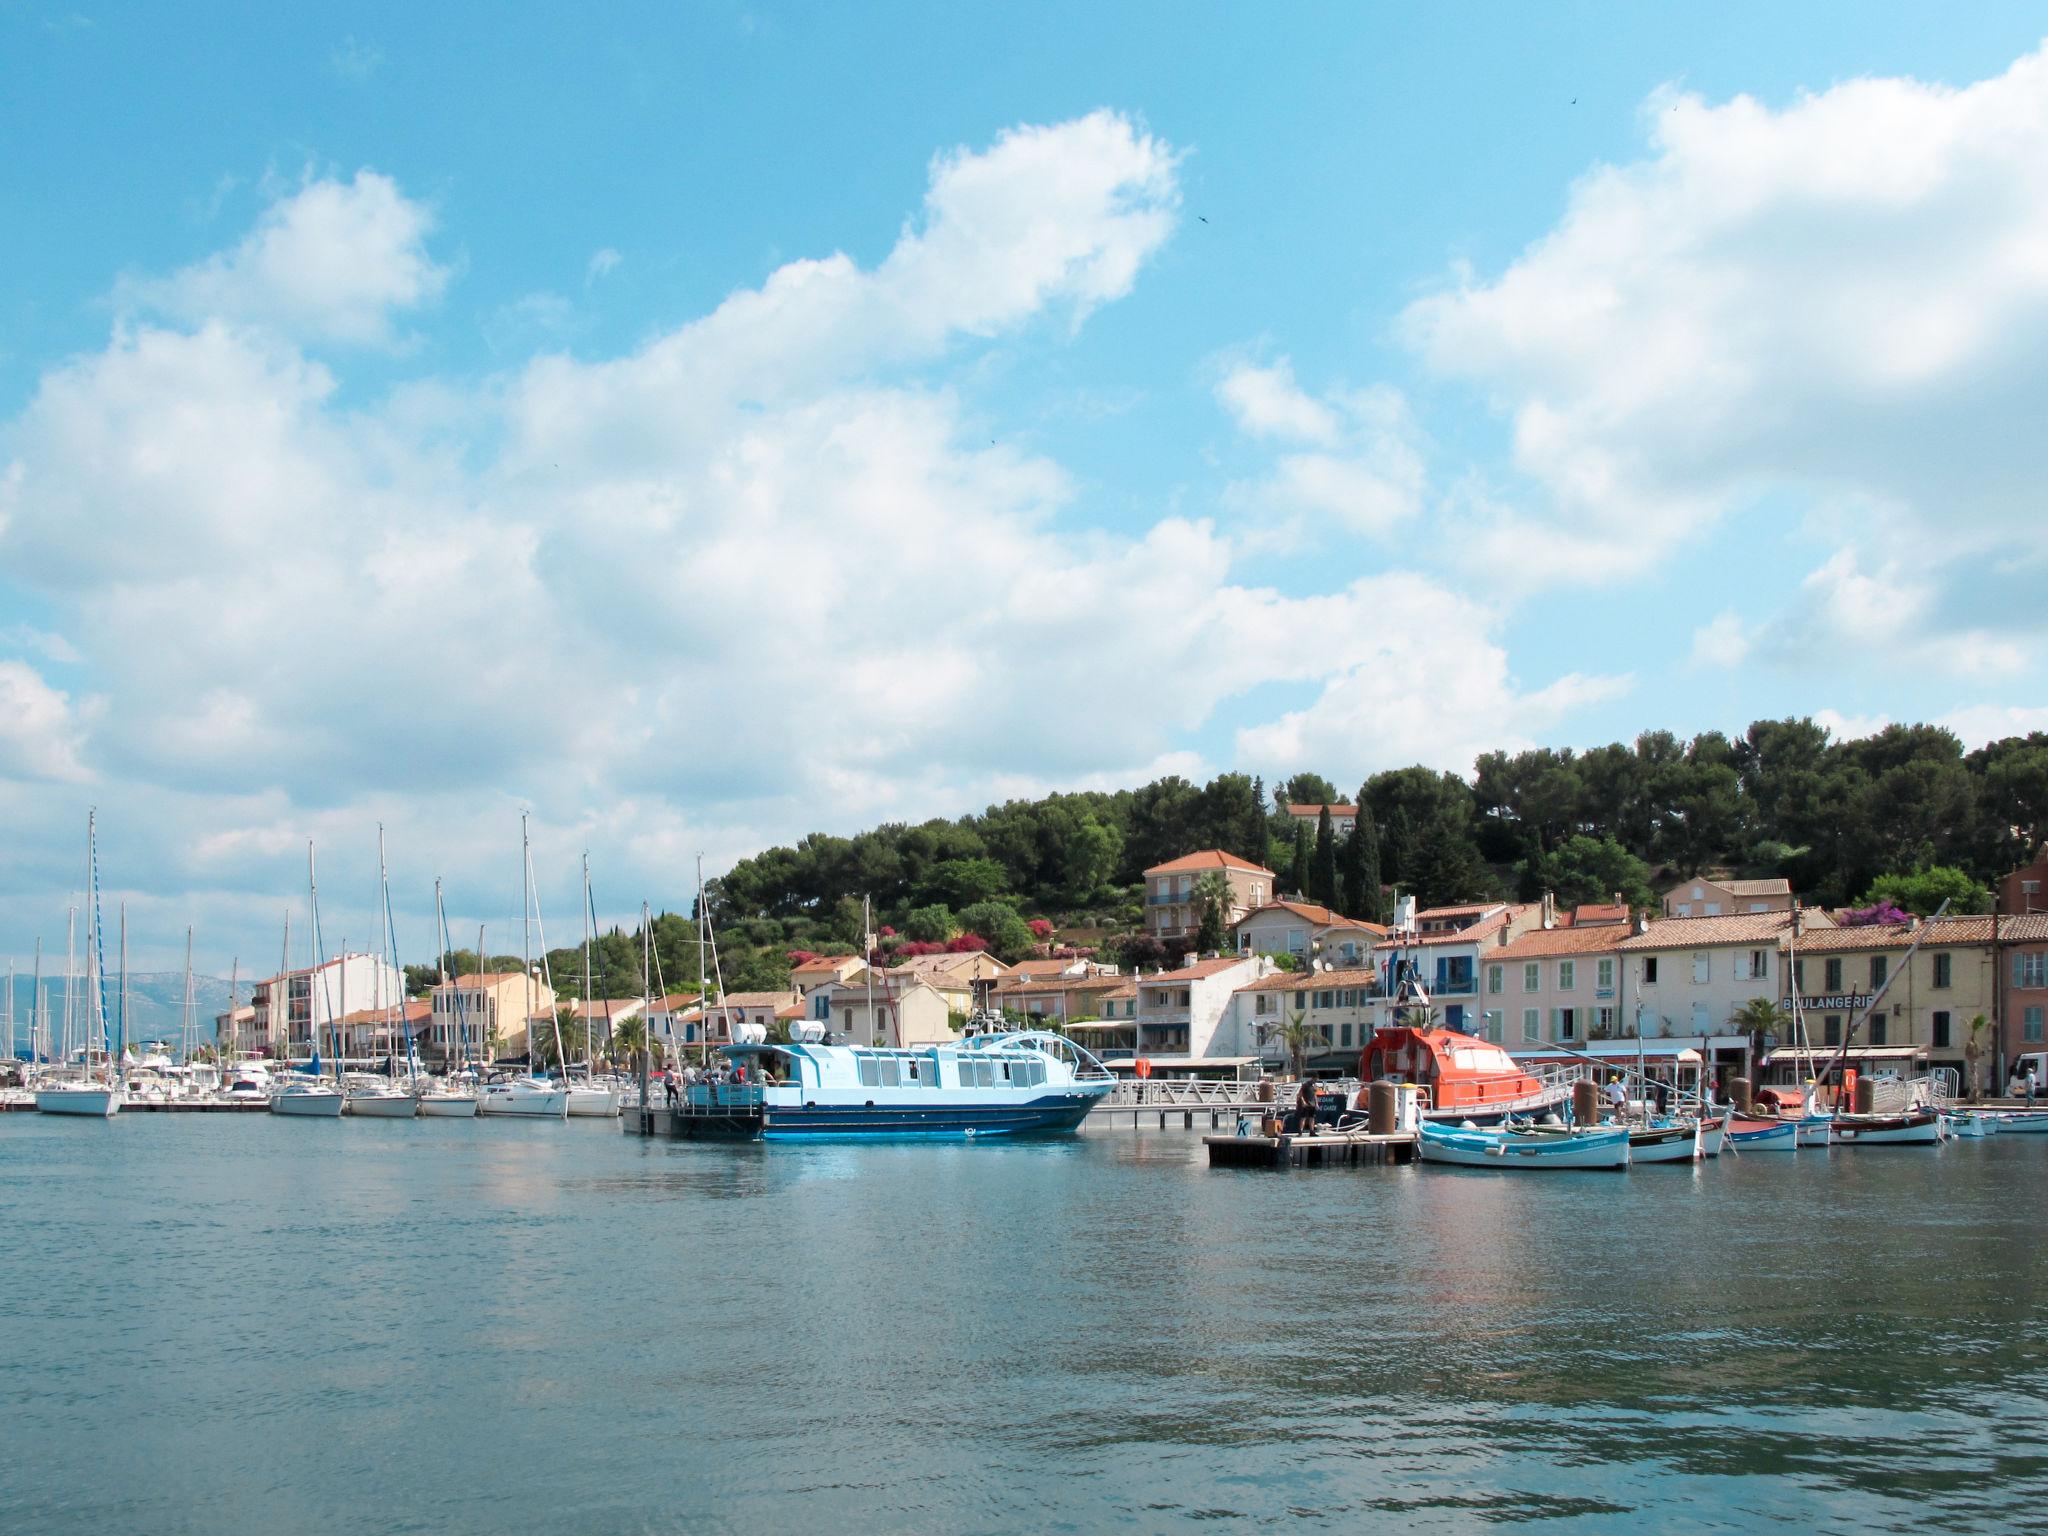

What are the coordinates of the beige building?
(1134, 953, 1275, 1060)
(823, 976, 957, 1048)
(1222, 967, 1382, 1072)
(1778, 917, 1999, 1087)
(1143, 851, 1275, 941)
(1484, 924, 1627, 1048)
(1615, 912, 1821, 1040)
(429, 971, 557, 1061)
(1232, 901, 1387, 966)
(1662, 876, 1793, 918)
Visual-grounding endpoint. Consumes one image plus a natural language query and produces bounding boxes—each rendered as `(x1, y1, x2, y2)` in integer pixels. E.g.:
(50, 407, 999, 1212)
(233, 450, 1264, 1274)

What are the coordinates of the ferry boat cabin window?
(878, 1057, 903, 1088)
(857, 1054, 881, 1087)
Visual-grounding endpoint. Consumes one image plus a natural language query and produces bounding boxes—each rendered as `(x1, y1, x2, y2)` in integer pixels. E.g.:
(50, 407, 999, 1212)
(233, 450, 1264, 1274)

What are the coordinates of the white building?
(1133, 954, 1275, 1062)
(250, 952, 407, 1059)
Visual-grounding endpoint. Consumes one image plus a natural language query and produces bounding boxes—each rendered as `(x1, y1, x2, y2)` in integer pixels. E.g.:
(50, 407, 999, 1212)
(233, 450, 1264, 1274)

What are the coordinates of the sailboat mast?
(478, 924, 488, 1066)
(639, 899, 651, 1115)
(63, 906, 75, 1071)
(227, 957, 240, 1063)
(434, 878, 450, 1067)
(308, 841, 338, 1083)
(118, 902, 128, 1073)
(522, 814, 533, 1068)
(31, 939, 43, 1069)
(583, 852, 593, 1068)
(181, 927, 195, 1065)
(696, 854, 706, 1062)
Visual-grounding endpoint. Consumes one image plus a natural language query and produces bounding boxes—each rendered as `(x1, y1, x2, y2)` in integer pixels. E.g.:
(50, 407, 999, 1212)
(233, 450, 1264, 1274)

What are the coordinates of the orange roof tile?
(1490, 925, 1626, 960)
(1144, 849, 1277, 877)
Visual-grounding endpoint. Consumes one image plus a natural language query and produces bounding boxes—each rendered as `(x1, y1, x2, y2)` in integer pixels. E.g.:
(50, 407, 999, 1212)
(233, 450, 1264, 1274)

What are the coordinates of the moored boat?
(1360, 1025, 1572, 1125)
(270, 1078, 345, 1117)
(1699, 1111, 1729, 1157)
(1832, 1107, 1942, 1145)
(1794, 1112, 1833, 1148)
(35, 1080, 121, 1117)
(1942, 1110, 1997, 1138)
(1725, 1116, 1798, 1151)
(344, 1076, 419, 1117)
(1984, 1109, 2048, 1134)
(1627, 1121, 1703, 1164)
(699, 1027, 1113, 1139)
(1419, 1121, 1629, 1170)
(478, 1076, 570, 1117)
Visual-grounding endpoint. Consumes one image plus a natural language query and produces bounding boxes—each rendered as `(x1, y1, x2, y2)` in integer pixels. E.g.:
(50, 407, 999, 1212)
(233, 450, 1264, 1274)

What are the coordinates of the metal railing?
(1106, 1078, 1293, 1107)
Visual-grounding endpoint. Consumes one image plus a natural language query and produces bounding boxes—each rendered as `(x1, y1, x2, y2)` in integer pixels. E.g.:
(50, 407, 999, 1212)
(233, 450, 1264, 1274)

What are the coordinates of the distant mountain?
(5, 972, 237, 1056)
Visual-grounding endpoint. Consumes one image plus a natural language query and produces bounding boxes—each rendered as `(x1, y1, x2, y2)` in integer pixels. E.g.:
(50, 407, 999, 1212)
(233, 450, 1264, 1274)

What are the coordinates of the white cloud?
(127, 170, 447, 345)
(1688, 611, 1751, 670)
(1, 625, 83, 665)
(586, 247, 621, 282)
(1814, 708, 1891, 743)
(1402, 44, 2048, 615)
(1216, 359, 1340, 444)
(1939, 704, 2048, 749)
(1217, 361, 1426, 540)
(0, 661, 90, 782)
(0, 113, 1621, 968)
(1231, 575, 1633, 777)
(329, 36, 383, 82)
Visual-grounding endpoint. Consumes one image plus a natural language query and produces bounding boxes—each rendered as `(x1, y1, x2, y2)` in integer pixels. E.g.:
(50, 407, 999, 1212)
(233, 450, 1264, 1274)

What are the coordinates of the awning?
(1514, 1044, 1703, 1065)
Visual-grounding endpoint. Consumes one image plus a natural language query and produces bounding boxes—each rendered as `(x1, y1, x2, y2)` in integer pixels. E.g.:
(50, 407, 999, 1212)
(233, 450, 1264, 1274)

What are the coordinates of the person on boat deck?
(1287, 1078, 1320, 1135)
(1602, 1075, 1626, 1120)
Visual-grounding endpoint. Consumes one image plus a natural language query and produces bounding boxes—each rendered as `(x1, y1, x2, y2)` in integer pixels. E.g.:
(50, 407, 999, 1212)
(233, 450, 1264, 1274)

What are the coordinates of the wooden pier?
(1204, 1128, 1418, 1169)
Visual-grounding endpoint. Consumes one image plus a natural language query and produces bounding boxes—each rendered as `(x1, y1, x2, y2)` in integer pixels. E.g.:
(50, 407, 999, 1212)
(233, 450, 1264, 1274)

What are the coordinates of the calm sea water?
(2, 1114, 2045, 1534)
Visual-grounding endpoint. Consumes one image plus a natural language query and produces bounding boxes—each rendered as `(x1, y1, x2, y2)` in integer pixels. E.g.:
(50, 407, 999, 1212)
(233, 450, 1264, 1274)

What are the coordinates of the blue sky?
(3, 3, 2047, 972)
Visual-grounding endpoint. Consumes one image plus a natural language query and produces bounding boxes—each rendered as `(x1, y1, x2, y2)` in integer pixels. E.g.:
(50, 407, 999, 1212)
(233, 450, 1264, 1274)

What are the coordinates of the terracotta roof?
(716, 991, 800, 1009)
(1615, 912, 1810, 950)
(1377, 907, 1521, 949)
(1490, 925, 1627, 960)
(433, 972, 525, 990)
(1786, 917, 1994, 952)
(1146, 956, 1260, 982)
(1144, 849, 1277, 877)
(1999, 913, 2048, 941)
(1571, 903, 1631, 925)
(890, 952, 1010, 978)
(1721, 878, 1793, 897)
(791, 954, 863, 975)
(1005, 958, 1086, 980)
(990, 973, 1127, 998)
(335, 1000, 431, 1025)
(569, 998, 646, 1020)
(1233, 967, 1382, 995)
(1233, 899, 1341, 928)
(1281, 803, 1357, 819)
(1414, 903, 1499, 920)
(1322, 917, 1391, 937)
(649, 992, 701, 1012)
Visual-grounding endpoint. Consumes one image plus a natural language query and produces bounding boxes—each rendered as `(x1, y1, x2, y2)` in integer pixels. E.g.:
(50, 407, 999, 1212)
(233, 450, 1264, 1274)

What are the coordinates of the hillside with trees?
(426, 721, 2046, 1003)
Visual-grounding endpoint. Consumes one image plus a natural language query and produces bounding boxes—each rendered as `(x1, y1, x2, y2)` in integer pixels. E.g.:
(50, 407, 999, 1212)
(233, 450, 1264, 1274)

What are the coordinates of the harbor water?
(2, 1116, 2045, 1533)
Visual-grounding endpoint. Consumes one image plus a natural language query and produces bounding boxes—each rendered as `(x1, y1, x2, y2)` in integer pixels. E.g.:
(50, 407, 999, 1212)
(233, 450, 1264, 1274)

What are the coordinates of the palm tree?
(1191, 870, 1232, 955)
(1963, 1013, 1990, 1098)
(612, 1013, 653, 1069)
(1278, 1009, 1319, 1079)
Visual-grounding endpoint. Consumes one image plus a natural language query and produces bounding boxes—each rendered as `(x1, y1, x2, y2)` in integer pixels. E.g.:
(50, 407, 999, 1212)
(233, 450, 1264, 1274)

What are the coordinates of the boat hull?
(564, 1086, 620, 1117)
(1420, 1124, 1629, 1170)
(1986, 1110, 2048, 1133)
(1699, 1115, 1729, 1156)
(1794, 1114, 1833, 1147)
(346, 1093, 419, 1118)
(416, 1093, 480, 1117)
(35, 1085, 120, 1117)
(1832, 1110, 1942, 1145)
(758, 1091, 1103, 1140)
(270, 1090, 345, 1117)
(1942, 1112, 1996, 1138)
(1628, 1124, 1702, 1163)
(1726, 1118, 1798, 1151)
(478, 1090, 569, 1118)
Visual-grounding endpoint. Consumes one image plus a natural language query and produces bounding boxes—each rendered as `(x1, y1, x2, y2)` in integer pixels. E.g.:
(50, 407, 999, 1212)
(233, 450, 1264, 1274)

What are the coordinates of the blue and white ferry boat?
(683, 1026, 1115, 1139)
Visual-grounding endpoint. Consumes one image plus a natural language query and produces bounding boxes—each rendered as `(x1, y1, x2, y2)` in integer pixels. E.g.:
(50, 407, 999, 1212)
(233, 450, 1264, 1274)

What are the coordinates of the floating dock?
(1205, 1128, 1418, 1169)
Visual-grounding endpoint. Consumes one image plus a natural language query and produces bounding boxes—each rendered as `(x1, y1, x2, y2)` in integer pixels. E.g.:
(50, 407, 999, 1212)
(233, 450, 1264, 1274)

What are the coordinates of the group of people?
(661, 1059, 773, 1106)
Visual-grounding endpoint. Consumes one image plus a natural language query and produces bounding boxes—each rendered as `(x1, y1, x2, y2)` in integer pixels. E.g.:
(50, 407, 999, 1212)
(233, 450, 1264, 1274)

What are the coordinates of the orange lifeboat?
(1360, 1024, 1567, 1122)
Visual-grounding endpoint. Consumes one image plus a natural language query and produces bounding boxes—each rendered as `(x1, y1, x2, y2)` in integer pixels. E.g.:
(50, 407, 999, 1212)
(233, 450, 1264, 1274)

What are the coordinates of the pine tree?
(1288, 821, 1311, 897)
(1344, 800, 1383, 921)
(1312, 805, 1338, 908)
(1245, 775, 1271, 866)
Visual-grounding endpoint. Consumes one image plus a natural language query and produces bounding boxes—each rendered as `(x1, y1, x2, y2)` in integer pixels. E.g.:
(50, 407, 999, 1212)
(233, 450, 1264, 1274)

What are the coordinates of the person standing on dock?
(1602, 1075, 1626, 1122)
(1287, 1078, 1320, 1135)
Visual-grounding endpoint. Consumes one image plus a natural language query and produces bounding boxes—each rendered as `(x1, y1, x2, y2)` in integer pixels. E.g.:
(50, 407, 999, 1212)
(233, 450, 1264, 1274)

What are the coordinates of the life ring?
(1134, 1057, 1153, 1080)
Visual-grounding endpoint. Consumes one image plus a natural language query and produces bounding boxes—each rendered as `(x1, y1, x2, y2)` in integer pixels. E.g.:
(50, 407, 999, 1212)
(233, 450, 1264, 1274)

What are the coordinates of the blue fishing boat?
(1725, 1116, 1798, 1151)
(683, 1029, 1115, 1140)
(1418, 1121, 1630, 1170)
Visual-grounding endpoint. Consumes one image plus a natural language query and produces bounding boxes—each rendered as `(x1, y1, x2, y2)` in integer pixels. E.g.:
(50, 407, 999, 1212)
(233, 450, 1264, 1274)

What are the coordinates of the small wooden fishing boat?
(1627, 1121, 1703, 1164)
(1984, 1109, 2048, 1134)
(1832, 1107, 1942, 1145)
(1793, 1112, 1833, 1148)
(1419, 1121, 1629, 1170)
(1941, 1110, 1997, 1138)
(1699, 1111, 1729, 1157)
(1725, 1116, 1798, 1151)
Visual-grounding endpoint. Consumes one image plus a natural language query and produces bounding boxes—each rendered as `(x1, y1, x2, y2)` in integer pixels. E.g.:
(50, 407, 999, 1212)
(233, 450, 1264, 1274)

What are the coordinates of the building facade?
(1133, 954, 1274, 1060)
(428, 970, 556, 1061)
(1142, 851, 1275, 941)
(1661, 876, 1793, 918)
(250, 952, 408, 1059)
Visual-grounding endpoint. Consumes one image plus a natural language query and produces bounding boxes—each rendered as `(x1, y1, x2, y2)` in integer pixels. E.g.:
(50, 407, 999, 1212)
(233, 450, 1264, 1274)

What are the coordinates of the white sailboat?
(564, 853, 620, 1118)
(479, 816, 567, 1119)
(36, 812, 123, 1117)
(271, 843, 344, 1118)
(346, 827, 418, 1118)
(415, 883, 480, 1116)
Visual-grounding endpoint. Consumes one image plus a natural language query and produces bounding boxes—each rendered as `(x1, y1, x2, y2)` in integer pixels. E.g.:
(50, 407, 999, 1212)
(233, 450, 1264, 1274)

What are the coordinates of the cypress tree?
(1344, 800, 1383, 922)
(1288, 821, 1311, 898)
(1246, 775, 1270, 866)
(1312, 804, 1338, 908)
